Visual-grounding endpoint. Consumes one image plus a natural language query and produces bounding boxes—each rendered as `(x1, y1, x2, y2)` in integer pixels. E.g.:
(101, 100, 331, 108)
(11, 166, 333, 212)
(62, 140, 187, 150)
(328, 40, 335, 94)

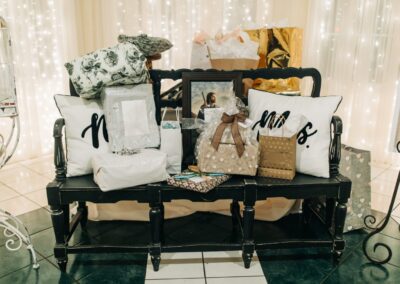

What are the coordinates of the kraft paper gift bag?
(160, 107, 183, 174)
(258, 133, 297, 180)
(207, 32, 259, 70)
(257, 115, 302, 180)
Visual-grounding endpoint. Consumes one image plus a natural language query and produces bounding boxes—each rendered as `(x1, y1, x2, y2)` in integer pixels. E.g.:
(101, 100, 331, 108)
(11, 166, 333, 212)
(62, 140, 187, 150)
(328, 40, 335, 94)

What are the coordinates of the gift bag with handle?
(160, 107, 182, 174)
(258, 116, 297, 180)
(207, 32, 259, 70)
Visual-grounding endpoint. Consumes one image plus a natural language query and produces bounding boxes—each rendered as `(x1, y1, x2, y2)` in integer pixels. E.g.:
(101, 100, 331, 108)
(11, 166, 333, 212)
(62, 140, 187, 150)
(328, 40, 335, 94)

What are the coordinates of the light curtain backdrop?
(0, 0, 399, 166)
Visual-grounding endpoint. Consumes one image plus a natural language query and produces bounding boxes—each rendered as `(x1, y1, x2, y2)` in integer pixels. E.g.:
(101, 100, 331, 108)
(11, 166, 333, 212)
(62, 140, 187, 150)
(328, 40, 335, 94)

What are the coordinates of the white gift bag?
(190, 42, 212, 69)
(92, 149, 168, 192)
(160, 108, 182, 174)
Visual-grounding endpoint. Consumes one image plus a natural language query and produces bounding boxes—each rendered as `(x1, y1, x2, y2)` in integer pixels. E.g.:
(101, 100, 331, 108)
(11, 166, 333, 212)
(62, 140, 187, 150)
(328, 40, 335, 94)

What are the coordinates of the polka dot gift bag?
(196, 110, 259, 176)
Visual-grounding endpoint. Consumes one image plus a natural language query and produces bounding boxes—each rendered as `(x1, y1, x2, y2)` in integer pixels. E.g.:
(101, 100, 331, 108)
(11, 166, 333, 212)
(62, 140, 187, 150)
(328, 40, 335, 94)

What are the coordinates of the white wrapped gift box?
(101, 84, 160, 152)
(92, 149, 168, 191)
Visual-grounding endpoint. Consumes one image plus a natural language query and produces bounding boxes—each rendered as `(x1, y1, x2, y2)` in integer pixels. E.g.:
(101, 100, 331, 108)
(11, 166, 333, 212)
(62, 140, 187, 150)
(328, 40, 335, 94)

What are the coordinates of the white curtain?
(0, 0, 399, 166)
(303, 0, 400, 166)
(0, 0, 73, 161)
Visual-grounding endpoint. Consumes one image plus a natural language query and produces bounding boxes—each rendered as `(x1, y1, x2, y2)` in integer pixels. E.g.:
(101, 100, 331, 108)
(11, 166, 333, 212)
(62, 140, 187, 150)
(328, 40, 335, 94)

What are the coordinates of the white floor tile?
(4, 174, 51, 194)
(145, 279, 205, 284)
(371, 193, 392, 214)
(25, 189, 48, 207)
(371, 164, 391, 180)
(41, 169, 55, 180)
(207, 276, 267, 284)
(0, 196, 40, 216)
(0, 165, 39, 184)
(22, 160, 55, 175)
(20, 155, 52, 166)
(0, 183, 19, 201)
(393, 215, 400, 225)
(203, 251, 264, 278)
(371, 178, 398, 197)
(145, 252, 204, 280)
(376, 168, 400, 183)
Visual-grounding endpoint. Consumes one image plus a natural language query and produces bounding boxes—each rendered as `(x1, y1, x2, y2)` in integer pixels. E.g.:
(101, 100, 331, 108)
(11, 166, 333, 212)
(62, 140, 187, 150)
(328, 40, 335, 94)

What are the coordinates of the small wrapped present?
(167, 170, 230, 193)
(101, 84, 160, 153)
(197, 112, 259, 176)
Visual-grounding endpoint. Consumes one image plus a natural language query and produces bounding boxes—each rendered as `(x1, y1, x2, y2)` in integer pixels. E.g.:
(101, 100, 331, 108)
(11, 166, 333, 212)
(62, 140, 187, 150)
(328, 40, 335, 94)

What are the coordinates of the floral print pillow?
(65, 42, 148, 99)
(118, 34, 173, 57)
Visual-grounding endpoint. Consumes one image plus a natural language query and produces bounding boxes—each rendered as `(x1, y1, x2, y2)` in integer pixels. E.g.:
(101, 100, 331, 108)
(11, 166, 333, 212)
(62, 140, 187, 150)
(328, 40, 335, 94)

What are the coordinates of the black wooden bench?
(47, 67, 351, 272)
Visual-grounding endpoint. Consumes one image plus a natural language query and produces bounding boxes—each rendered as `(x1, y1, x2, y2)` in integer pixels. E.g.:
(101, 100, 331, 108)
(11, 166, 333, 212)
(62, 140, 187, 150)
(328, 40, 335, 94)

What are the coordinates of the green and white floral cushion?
(118, 34, 173, 56)
(65, 42, 148, 99)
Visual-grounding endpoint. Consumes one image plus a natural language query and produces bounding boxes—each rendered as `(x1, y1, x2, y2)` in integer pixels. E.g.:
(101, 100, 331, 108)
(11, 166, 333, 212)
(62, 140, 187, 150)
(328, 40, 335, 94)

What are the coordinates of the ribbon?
(211, 112, 246, 158)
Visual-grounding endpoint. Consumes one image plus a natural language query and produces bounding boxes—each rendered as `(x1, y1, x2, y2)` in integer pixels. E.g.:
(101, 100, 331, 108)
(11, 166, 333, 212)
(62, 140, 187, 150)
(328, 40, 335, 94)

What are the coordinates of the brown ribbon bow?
(211, 112, 247, 158)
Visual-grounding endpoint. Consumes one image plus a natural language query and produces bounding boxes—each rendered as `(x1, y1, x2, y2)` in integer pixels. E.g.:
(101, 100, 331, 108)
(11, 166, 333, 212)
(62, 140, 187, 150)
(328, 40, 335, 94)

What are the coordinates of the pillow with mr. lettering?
(249, 89, 342, 178)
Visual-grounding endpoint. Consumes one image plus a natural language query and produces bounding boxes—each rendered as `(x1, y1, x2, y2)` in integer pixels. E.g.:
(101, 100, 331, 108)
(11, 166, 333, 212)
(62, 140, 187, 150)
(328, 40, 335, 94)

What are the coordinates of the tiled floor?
(0, 156, 399, 283)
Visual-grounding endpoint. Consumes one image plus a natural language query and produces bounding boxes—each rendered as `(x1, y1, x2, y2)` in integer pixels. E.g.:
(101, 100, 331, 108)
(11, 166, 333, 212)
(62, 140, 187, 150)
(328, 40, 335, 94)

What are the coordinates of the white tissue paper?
(206, 32, 259, 60)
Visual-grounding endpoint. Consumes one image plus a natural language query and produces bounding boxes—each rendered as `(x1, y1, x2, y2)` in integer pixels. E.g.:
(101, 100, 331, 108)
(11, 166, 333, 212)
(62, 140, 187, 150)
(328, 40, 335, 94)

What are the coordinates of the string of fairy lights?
(303, 0, 400, 164)
(0, 0, 398, 165)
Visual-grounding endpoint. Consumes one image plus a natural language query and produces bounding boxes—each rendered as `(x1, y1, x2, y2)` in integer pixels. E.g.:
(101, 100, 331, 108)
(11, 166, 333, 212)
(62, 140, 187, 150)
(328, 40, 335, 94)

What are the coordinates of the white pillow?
(249, 89, 342, 178)
(54, 95, 110, 177)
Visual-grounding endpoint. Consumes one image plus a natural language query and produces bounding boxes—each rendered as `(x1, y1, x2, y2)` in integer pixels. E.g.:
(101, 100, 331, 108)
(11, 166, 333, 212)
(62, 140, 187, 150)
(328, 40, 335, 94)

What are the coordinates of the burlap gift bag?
(197, 112, 259, 176)
(245, 27, 303, 93)
(207, 32, 259, 71)
(258, 131, 297, 180)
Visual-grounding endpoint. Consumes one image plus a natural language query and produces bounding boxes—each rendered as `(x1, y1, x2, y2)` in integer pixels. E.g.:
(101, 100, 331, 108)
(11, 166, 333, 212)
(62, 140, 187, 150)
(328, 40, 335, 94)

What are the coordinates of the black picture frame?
(181, 71, 243, 166)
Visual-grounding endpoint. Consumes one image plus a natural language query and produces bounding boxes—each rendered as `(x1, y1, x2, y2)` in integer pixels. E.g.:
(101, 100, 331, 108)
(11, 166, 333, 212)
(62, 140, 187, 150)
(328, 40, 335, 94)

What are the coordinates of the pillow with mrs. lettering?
(249, 89, 342, 178)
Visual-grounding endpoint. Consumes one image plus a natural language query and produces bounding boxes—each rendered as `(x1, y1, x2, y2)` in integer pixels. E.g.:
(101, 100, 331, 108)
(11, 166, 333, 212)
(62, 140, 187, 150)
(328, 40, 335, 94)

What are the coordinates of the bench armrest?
(53, 118, 66, 181)
(329, 115, 342, 177)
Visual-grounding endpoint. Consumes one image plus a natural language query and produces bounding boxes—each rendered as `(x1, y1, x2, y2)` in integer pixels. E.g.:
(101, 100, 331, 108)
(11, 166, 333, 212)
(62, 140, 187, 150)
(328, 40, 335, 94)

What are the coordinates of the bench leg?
(50, 205, 68, 272)
(242, 181, 256, 269)
(333, 199, 347, 262)
(325, 198, 336, 229)
(242, 203, 255, 268)
(62, 204, 70, 239)
(302, 199, 311, 225)
(160, 203, 165, 243)
(149, 202, 162, 271)
(230, 200, 240, 228)
(78, 202, 88, 228)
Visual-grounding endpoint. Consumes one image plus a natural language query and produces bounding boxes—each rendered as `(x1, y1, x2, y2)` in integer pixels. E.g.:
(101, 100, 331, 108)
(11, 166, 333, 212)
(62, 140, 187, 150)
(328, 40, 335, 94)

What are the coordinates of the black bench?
(47, 67, 351, 272)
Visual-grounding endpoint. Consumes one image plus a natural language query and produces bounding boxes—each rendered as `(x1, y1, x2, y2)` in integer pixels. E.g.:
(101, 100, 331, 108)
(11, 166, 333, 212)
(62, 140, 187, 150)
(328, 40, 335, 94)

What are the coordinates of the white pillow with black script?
(249, 89, 342, 178)
(54, 95, 110, 177)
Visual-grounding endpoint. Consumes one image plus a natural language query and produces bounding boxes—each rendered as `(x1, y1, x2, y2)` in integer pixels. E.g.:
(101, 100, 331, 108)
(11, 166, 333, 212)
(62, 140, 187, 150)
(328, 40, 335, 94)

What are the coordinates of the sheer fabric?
(0, 0, 398, 166)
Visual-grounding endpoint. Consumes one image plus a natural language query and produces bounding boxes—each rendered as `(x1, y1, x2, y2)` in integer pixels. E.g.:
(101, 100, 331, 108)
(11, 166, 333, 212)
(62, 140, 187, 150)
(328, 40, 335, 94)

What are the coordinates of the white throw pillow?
(54, 95, 110, 177)
(249, 89, 342, 178)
